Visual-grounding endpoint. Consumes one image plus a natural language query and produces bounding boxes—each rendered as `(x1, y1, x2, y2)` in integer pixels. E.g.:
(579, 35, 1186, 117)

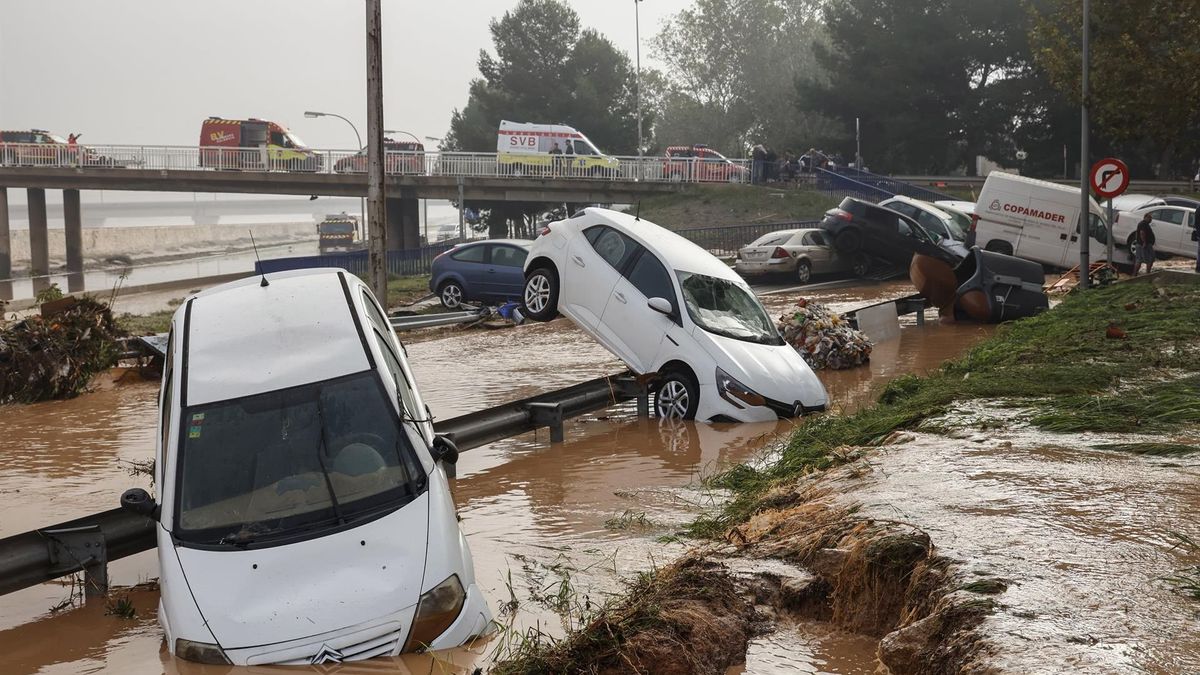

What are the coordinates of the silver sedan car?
(733, 228, 849, 283)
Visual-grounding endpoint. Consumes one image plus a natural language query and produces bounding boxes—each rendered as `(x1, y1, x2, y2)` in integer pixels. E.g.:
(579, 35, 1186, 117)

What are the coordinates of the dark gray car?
(429, 239, 533, 308)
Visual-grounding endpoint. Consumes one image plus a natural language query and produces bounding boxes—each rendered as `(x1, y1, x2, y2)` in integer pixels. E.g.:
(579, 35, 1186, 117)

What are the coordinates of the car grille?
(277, 628, 402, 665)
(244, 621, 406, 666)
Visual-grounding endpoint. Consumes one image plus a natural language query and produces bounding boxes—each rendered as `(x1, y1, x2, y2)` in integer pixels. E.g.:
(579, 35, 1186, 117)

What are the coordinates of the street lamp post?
(634, 0, 643, 177)
(305, 110, 366, 244)
(1078, 0, 1090, 288)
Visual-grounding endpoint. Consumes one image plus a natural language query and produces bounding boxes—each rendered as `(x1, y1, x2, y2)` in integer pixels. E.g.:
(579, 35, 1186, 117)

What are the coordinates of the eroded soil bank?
(498, 273, 1200, 674)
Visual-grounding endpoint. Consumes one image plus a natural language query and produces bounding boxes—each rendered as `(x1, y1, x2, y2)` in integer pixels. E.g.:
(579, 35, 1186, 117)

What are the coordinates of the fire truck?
(199, 117, 322, 172)
(317, 213, 362, 253)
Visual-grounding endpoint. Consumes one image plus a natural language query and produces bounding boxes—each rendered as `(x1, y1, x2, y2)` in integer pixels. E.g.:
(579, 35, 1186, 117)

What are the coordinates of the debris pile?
(0, 298, 125, 404)
(777, 298, 872, 370)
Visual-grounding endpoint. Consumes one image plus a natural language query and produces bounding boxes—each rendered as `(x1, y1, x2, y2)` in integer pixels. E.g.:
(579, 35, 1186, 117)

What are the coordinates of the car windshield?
(285, 132, 308, 148)
(938, 208, 970, 240)
(321, 222, 355, 234)
(677, 272, 783, 345)
(47, 134, 69, 144)
(175, 371, 424, 547)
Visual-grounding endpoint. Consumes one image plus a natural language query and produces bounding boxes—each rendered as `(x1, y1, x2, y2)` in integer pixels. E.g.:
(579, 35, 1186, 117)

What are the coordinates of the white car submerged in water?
(520, 207, 828, 422)
(120, 269, 491, 666)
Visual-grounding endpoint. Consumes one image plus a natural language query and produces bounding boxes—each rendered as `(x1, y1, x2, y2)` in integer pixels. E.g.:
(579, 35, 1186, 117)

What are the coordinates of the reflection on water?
(0, 286, 1002, 674)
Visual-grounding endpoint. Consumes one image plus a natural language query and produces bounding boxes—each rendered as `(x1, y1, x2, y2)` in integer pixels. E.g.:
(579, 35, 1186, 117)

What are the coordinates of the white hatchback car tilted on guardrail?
(521, 207, 829, 422)
(120, 269, 491, 666)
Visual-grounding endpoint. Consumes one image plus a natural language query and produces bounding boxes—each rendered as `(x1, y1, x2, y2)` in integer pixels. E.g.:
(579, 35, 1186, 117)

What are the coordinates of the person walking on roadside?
(1133, 213, 1156, 276)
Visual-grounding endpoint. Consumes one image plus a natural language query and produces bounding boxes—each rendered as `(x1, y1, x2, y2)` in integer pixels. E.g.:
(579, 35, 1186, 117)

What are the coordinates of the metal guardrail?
(0, 371, 646, 598)
(389, 310, 481, 331)
(0, 142, 750, 185)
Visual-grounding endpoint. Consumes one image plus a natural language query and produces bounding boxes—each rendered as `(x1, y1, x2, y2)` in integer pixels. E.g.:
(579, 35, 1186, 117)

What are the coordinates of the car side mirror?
(647, 297, 672, 316)
(121, 488, 158, 520)
(431, 435, 459, 465)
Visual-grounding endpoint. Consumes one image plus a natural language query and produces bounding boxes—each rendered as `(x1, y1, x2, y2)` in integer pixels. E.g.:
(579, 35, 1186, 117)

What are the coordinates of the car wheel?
(984, 240, 1014, 256)
(522, 267, 559, 321)
(439, 280, 465, 309)
(654, 369, 699, 421)
(835, 228, 862, 253)
(796, 260, 812, 284)
(851, 254, 872, 277)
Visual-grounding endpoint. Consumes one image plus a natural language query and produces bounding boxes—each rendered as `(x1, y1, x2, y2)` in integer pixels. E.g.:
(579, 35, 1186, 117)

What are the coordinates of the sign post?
(1089, 157, 1130, 280)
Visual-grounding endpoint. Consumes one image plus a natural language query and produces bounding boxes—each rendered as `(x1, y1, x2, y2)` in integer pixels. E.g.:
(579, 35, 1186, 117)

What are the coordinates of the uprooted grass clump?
(492, 558, 757, 675)
(693, 279, 1200, 536)
(1, 297, 125, 404)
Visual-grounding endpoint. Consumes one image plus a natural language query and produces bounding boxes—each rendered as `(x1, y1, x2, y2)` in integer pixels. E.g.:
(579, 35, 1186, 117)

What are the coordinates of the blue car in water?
(430, 239, 533, 308)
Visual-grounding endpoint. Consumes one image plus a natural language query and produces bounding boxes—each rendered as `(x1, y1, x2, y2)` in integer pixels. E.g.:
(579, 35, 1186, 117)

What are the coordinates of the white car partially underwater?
(120, 269, 492, 666)
(521, 207, 828, 423)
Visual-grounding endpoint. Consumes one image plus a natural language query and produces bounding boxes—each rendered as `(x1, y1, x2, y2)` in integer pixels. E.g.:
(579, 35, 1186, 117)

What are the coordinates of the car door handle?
(614, 291, 627, 304)
(486, 268, 496, 273)
(571, 255, 586, 268)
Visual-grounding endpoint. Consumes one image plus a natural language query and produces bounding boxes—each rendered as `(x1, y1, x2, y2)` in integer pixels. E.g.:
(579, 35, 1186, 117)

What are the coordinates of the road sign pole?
(1106, 197, 1114, 265)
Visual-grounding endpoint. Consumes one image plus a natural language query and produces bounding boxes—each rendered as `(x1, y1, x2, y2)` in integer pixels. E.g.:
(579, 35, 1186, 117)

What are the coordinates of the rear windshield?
(174, 371, 425, 547)
(748, 232, 796, 247)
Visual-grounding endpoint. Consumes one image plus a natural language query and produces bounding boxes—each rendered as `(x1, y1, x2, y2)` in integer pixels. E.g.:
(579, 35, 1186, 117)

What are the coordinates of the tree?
(445, 0, 646, 154)
(797, 0, 1072, 175)
(652, 0, 837, 157)
(1030, 0, 1200, 178)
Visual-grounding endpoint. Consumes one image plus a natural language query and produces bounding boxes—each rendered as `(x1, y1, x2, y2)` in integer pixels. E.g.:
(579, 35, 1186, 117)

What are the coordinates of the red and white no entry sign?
(1089, 157, 1130, 199)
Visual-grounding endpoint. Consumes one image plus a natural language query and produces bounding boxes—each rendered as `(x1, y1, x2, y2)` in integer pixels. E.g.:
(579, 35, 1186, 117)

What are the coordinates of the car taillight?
(834, 209, 853, 222)
(540, 224, 552, 237)
(771, 247, 790, 259)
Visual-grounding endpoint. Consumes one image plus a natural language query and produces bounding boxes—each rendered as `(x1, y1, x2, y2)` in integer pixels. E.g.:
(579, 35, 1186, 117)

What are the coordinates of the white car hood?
(175, 496, 429, 649)
(695, 330, 828, 408)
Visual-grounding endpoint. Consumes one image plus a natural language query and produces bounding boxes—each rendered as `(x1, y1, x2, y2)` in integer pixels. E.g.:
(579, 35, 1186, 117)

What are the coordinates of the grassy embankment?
(494, 276, 1200, 673)
(114, 275, 433, 335)
(634, 184, 840, 230)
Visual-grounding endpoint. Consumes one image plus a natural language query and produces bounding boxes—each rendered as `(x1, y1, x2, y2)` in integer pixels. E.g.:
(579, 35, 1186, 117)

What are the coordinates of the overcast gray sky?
(0, 0, 690, 149)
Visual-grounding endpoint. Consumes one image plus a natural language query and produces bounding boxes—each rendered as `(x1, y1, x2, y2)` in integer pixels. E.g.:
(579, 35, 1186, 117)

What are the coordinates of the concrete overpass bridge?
(0, 144, 728, 288)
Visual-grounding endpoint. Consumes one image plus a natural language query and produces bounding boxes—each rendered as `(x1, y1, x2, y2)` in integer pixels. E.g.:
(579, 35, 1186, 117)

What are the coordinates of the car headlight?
(402, 574, 466, 652)
(175, 638, 230, 665)
(715, 367, 766, 408)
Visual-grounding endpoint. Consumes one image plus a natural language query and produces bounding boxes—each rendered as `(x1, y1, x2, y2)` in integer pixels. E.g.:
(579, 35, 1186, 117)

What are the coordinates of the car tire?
(439, 280, 465, 309)
(796, 260, 812, 284)
(835, 228, 862, 253)
(654, 368, 699, 421)
(522, 267, 559, 321)
(984, 240, 1014, 256)
(850, 253, 872, 277)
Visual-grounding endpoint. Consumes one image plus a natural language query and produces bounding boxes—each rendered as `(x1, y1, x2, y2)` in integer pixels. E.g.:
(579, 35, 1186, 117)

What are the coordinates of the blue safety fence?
(255, 241, 458, 278)
(829, 166, 957, 202)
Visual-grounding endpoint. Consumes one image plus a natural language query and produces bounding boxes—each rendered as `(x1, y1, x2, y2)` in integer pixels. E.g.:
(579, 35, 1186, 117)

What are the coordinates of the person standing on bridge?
(549, 141, 563, 177)
(1133, 212, 1156, 276)
(564, 140, 575, 177)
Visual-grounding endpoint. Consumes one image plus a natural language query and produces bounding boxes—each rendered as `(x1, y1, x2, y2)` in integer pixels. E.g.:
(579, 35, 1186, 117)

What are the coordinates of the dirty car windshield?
(175, 371, 424, 547)
(677, 272, 783, 345)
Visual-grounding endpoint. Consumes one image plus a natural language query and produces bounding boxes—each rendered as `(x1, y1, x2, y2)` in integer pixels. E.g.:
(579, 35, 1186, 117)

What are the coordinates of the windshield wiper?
(315, 393, 347, 525)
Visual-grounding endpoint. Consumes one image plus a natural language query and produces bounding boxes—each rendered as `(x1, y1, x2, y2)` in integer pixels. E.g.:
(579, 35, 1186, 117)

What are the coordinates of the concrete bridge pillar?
(385, 197, 421, 251)
(63, 189, 84, 293)
(0, 188, 10, 301)
(27, 188, 49, 284)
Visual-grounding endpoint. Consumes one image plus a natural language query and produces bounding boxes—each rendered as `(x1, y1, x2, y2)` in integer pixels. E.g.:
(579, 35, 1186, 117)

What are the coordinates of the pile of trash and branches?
(0, 297, 125, 404)
(777, 298, 872, 370)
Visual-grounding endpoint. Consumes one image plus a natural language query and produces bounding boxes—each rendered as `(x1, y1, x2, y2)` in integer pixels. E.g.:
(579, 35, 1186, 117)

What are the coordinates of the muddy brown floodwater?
(0, 279, 998, 674)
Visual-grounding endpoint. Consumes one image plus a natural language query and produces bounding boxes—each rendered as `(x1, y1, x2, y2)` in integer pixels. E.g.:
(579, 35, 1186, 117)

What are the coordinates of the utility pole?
(1078, 0, 1090, 288)
(366, 0, 387, 303)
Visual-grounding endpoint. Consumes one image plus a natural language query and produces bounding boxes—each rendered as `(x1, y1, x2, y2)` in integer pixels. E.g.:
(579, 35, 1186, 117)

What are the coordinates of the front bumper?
(696, 384, 824, 423)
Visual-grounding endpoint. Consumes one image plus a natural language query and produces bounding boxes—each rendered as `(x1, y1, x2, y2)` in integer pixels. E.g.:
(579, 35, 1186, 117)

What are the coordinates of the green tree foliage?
(797, 0, 1068, 175)
(445, 0, 645, 155)
(653, 0, 838, 156)
(1030, 0, 1200, 177)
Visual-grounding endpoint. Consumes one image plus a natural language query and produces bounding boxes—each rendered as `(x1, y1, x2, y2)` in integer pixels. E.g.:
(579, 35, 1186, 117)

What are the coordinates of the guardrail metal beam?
(0, 371, 647, 598)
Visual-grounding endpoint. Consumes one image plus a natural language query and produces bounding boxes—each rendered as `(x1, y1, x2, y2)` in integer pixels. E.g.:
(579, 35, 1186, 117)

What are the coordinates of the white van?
(121, 269, 492, 666)
(496, 120, 618, 176)
(973, 172, 1129, 268)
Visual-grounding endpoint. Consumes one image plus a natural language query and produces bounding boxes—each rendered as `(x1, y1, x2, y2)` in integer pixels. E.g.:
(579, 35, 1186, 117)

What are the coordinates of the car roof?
(573, 207, 741, 282)
(881, 195, 954, 219)
(185, 269, 372, 406)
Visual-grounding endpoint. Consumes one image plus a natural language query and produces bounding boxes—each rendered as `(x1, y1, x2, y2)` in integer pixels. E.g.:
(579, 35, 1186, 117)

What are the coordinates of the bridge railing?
(0, 143, 751, 185)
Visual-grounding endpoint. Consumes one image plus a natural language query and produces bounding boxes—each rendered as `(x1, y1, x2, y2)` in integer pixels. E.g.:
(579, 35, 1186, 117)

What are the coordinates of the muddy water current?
(0, 280, 1006, 674)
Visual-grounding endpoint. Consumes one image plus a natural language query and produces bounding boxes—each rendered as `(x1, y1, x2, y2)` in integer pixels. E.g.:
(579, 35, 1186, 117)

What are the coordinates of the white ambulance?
(496, 120, 618, 176)
(972, 172, 1130, 269)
